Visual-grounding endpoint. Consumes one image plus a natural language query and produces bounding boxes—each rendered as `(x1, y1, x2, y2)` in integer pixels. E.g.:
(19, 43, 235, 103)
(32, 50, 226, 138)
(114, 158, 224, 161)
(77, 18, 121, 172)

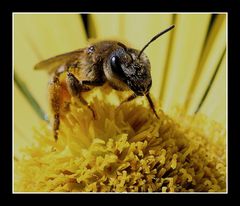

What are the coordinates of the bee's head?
(103, 25, 175, 96)
(104, 46, 152, 96)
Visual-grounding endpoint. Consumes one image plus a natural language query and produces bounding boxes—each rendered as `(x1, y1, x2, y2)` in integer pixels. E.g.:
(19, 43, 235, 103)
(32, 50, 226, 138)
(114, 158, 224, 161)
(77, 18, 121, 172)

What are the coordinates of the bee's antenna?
(137, 25, 175, 59)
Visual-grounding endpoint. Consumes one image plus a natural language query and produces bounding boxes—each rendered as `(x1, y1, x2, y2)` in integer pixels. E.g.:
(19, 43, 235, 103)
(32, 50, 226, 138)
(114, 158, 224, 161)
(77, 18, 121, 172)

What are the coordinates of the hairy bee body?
(35, 25, 174, 140)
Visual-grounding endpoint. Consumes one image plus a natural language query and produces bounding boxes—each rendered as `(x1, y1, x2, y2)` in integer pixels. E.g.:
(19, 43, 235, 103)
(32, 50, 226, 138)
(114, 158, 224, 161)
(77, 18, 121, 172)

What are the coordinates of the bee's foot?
(88, 105, 97, 120)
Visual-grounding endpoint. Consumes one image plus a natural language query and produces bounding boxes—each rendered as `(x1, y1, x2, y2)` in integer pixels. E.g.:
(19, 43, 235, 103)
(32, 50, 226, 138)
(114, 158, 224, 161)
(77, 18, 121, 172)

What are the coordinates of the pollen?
(14, 88, 226, 192)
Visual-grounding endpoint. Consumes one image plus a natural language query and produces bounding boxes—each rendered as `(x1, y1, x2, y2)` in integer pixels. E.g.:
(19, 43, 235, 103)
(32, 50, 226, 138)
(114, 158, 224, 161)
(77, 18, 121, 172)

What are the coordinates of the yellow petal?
(160, 14, 211, 112)
(88, 14, 122, 39)
(199, 52, 226, 125)
(14, 83, 40, 158)
(186, 14, 226, 114)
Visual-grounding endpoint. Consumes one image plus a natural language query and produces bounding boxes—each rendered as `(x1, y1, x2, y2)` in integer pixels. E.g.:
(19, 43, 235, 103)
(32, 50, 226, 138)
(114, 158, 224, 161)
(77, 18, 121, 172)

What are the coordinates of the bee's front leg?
(146, 93, 159, 119)
(115, 93, 138, 113)
(66, 72, 96, 119)
(119, 93, 138, 106)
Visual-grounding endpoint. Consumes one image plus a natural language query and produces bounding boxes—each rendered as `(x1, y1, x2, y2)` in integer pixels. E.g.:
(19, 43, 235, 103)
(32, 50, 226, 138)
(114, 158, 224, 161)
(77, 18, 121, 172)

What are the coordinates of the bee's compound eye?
(110, 56, 125, 77)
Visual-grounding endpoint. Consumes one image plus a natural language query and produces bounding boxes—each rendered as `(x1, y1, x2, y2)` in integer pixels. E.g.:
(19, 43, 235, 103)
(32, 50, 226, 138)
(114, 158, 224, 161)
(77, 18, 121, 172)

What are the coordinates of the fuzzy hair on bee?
(34, 25, 175, 140)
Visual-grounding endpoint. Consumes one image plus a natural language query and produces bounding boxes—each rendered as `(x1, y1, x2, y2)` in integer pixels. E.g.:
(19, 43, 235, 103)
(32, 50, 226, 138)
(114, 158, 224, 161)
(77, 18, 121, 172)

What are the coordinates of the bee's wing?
(34, 49, 84, 74)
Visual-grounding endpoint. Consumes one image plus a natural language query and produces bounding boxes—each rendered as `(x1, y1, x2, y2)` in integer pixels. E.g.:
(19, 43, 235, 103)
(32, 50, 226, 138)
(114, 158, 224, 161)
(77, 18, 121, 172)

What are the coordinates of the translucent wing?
(34, 49, 84, 74)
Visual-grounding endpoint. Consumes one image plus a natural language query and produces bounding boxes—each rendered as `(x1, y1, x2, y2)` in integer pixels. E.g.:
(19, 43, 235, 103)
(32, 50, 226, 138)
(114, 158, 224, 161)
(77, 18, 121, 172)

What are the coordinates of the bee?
(35, 25, 175, 141)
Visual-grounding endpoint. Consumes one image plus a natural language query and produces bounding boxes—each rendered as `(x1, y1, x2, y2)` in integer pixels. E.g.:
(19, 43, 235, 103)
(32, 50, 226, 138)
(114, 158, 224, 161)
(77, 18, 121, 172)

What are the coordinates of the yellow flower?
(14, 13, 226, 192)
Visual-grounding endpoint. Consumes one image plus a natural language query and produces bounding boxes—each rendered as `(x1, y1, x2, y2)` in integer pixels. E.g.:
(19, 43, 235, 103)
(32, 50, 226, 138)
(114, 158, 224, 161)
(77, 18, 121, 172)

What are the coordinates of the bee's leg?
(49, 74, 61, 141)
(116, 93, 137, 114)
(116, 93, 138, 112)
(119, 93, 137, 106)
(66, 72, 96, 119)
(146, 93, 159, 119)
